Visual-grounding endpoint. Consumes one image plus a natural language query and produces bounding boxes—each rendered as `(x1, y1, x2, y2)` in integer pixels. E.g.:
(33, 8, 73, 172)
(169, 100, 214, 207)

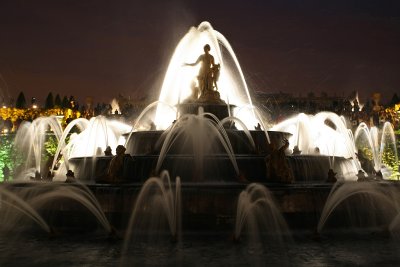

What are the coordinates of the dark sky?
(0, 0, 399, 105)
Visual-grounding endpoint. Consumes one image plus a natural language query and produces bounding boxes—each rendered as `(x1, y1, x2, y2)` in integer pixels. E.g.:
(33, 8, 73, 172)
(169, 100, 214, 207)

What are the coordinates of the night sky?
(0, 0, 399, 105)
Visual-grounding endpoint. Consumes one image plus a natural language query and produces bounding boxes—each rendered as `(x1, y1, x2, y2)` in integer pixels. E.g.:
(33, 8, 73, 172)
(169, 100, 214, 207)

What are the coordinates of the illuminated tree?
(0, 135, 23, 181)
(382, 146, 399, 180)
(42, 135, 58, 169)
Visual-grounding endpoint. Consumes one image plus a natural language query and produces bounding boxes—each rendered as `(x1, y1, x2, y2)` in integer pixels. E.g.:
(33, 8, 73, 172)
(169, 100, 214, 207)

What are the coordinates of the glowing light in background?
(110, 99, 120, 114)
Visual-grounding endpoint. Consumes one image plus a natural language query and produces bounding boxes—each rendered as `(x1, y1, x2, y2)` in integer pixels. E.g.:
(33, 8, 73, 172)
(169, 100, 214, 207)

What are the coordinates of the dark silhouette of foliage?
(54, 94, 61, 107)
(45, 92, 54, 109)
(15, 92, 26, 109)
(61, 96, 69, 108)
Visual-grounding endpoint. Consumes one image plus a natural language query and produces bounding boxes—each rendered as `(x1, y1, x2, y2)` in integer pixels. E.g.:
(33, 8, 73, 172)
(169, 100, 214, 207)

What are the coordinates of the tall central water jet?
(155, 21, 257, 130)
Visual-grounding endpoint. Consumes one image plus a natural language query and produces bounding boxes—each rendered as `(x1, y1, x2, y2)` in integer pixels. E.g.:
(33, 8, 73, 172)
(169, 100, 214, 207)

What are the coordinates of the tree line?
(15, 92, 78, 110)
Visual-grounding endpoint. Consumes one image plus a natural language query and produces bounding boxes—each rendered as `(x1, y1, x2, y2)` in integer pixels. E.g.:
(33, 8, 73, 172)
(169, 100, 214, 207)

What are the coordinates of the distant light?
(2, 105, 6, 108)
(32, 104, 38, 109)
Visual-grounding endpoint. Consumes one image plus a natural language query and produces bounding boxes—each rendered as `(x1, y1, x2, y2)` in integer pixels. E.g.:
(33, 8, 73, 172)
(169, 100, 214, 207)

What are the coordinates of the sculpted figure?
(326, 168, 337, 183)
(292, 145, 301, 155)
(265, 139, 294, 183)
(184, 44, 219, 97)
(65, 170, 76, 183)
(107, 145, 131, 182)
(212, 63, 220, 90)
(104, 146, 113, 156)
(108, 145, 125, 181)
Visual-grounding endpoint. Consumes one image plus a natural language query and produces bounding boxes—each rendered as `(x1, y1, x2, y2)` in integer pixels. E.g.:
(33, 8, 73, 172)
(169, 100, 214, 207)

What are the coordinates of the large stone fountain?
(69, 22, 360, 185)
(3, 22, 399, 236)
(2, 22, 400, 267)
(58, 22, 369, 231)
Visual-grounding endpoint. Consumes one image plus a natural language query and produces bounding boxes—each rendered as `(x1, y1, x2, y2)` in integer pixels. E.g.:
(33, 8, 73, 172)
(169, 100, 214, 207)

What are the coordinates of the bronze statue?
(104, 146, 113, 156)
(107, 145, 131, 182)
(65, 170, 76, 183)
(292, 145, 302, 155)
(184, 44, 220, 99)
(265, 139, 294, 183)
(212, 63, 220, 91)
(326, 168, 337, 183)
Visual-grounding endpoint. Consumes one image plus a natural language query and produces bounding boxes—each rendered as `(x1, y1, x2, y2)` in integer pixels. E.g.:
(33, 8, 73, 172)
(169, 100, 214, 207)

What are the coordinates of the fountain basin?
(68, 154, 357, 183)
(3, 182, 332, 231)
(177, 102, 235, 121)
(6, 181, 397, 231)
(125, 130, 290, 155)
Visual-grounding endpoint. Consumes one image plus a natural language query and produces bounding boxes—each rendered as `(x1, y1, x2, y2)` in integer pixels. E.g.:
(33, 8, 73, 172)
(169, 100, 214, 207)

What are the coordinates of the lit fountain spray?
(28, 183, 112, 233)
(154, 21, 259, 130)
(317, 182, 399, 233)
(50, 118, 89, 177)
(0, 186, 51, 233)
(0, 182, 112, 234)
(155, 108, 240, 177)
(66, 116, 131, 158)
(315, 119, 400, 234)
(272, 112, 356, 159)
(235, 183, 290, 248)
(14, 116, 63, 177)
(121, 21, 279, 183)
(11, 21, 385, 236)
(60, 116, 131, 181)
(122, 171, 181, 255)
(354, 122, 399, 178)
(272, 112, 360, 180)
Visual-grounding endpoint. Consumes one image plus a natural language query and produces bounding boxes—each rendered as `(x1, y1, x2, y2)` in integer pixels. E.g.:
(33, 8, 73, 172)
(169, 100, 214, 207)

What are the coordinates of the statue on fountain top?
(184, 44, 222, 103)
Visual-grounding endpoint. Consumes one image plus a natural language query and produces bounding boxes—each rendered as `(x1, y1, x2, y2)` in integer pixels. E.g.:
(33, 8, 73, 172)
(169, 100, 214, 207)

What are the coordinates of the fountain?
(54, 21, 381, 237)
(318, 182, 400, 233)
(5, 21, 397, 229)
(1, 21, 400, 266)
(14, 116, 63, 177)
(354, 121, 399, 179)
(235, 183, 291, 247)
(122, 171, 181, 254)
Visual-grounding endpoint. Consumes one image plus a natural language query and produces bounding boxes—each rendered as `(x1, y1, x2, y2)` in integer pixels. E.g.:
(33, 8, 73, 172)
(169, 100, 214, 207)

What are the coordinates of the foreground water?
(1, 230, 400, 267)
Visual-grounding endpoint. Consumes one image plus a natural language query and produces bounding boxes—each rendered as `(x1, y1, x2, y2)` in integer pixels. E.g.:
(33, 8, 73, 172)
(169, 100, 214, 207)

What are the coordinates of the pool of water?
(1, 229, 400, 267)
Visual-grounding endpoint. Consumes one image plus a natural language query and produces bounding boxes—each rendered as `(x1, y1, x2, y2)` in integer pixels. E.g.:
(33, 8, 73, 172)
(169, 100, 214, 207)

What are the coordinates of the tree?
(45, 92, 54, 109)
(15, 92, 27, 109)
(390, 93, 400, 106)
(61, 96, 69, 109)
(54, 94, 61, 108)
(363, 99, 372, 113)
